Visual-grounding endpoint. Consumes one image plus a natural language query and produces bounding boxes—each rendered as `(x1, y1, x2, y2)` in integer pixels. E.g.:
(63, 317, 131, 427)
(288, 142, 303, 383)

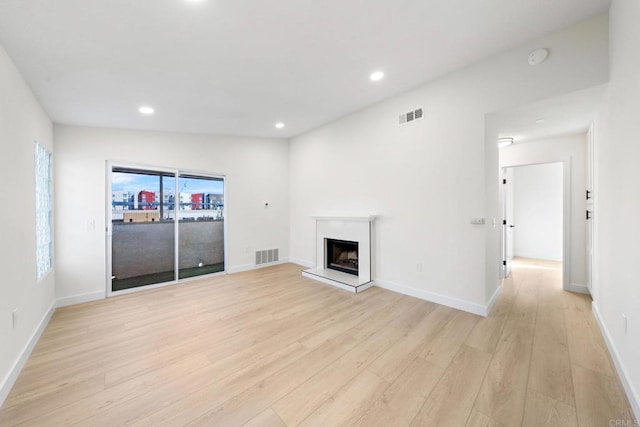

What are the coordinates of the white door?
(502, 168, 515, 277)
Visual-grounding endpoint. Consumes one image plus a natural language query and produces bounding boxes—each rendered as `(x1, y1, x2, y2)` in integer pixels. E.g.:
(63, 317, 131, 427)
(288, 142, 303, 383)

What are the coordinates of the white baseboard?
(566, 282, 590, 295)
(592, 302, 640, 422)
(227, 258, 291, 274)
(288, 258, 315, 269)
(486, 285, 502, 315)
(1, 290, 105, 405)
(56, 290, 105, 308)
(0, 300, 56, 408)
(375, 279, 491, 317)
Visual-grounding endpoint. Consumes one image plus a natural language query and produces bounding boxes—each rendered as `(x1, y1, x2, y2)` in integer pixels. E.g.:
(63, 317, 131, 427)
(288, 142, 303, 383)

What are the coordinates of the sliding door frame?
(106, 160, 227, 297)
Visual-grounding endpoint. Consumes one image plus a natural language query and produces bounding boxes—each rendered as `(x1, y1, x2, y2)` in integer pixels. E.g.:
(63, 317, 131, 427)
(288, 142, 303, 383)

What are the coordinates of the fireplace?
(302, 215, 375, 293)
(326, 238, 358, 276)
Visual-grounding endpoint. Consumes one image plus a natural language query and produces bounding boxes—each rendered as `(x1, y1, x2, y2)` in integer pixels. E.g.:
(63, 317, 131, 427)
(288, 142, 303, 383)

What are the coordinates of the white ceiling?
(493, 84, 607, 144)
(0, 0, 611, 138)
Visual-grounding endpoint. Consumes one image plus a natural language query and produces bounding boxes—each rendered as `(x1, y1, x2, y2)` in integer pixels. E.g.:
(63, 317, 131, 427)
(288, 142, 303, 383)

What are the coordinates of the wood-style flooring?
(0, 258, 636, 426)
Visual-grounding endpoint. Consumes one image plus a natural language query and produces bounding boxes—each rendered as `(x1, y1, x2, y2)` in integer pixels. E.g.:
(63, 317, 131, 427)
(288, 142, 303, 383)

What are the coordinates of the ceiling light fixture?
(498, 137, 514, 148)
(138, 106, 155, 115)
(275, 122, 285, 129)
(370, 71, 385, 82)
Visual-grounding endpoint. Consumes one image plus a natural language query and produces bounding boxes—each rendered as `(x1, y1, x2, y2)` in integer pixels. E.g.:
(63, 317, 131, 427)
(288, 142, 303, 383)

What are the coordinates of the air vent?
(398, 107, 424, 125)
(255, 248, 279, 266)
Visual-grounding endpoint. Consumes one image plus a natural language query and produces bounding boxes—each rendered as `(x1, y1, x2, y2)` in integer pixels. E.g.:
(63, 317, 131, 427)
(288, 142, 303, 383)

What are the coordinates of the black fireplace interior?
(326, 238, 358, 276)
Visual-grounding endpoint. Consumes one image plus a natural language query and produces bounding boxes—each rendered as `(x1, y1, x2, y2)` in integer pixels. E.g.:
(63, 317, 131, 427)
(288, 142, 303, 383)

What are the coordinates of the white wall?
(0, 44, 55, 404)
(499, 134, 587, 285)
(54, 125, 289, 301)
(512, 163, 563, 261)
(592, 0, 640, 419)
(289, 15, 608, 314)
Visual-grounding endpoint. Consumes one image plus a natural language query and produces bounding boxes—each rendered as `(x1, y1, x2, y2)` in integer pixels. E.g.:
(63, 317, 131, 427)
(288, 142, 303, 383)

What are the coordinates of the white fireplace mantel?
(302, 215, 376, 293)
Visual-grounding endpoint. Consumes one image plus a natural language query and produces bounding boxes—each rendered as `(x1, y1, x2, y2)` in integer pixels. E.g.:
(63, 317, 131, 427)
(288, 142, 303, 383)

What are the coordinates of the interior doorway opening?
(501, 162, 565, 289)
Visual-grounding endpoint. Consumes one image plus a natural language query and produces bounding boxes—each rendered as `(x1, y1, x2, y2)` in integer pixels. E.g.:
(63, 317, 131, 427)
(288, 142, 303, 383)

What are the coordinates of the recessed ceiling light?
(370, 71, 385, 82)
(138, 106, 155, 115)
(275, 122, 285, 129)
(498, 137, 514, 148)
(535, 118, 545, 124)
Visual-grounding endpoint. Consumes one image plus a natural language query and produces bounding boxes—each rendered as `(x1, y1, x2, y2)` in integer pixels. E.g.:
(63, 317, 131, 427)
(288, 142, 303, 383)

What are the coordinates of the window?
(35, 142, 53, 279)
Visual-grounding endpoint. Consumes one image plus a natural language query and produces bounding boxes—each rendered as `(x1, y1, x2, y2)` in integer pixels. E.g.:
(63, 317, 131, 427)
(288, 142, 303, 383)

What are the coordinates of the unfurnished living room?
(0, 1, 639, 426)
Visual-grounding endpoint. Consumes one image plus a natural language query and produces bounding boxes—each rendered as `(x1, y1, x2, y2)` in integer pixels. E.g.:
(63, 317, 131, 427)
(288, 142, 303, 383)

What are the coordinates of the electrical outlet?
(12, 309, 18, 329)
(417, 263, 423, 273)
(622, 314, 627, 335)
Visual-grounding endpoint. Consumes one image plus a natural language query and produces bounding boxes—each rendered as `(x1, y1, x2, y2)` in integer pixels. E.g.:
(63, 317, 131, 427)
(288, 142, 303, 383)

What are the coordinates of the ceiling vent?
(399, 107, 424, 125)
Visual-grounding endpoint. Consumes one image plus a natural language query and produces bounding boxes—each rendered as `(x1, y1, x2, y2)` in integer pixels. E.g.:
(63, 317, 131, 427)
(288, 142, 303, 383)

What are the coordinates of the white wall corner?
(55, 290, 106, 308)
(0, 300, 56, 407)
(374, 279, 490, 317)
(592, 302, 640, 422)
(566, 283, 590, 295)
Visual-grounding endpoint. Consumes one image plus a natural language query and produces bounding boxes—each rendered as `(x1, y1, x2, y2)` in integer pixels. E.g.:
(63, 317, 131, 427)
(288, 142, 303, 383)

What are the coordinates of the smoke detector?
(528, 48, 549, 66)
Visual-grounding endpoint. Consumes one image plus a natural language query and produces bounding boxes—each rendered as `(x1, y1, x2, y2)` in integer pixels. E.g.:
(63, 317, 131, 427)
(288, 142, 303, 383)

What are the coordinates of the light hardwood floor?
(0, 259, 636, 426)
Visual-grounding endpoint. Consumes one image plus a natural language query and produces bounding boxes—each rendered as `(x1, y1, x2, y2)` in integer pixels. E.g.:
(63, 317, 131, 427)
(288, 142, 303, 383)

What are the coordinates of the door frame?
(500, 158, 571, 291)
(501, 167, 514, 278)
(106, 160, 228, 297)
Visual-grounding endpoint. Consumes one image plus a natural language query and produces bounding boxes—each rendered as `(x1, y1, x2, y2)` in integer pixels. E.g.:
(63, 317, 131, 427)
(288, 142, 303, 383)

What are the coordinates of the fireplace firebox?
(325, 238, 358, 276)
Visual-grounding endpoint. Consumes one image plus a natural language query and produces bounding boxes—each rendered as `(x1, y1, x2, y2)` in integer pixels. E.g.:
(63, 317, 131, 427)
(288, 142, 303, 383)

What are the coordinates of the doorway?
(107, 163, 226, 295)
(501, 161, 568, 289)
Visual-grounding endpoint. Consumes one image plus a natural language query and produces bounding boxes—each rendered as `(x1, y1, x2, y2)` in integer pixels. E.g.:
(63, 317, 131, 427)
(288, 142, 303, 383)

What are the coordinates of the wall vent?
(399, 107, 424, 125)
(255, 248, 279, 266)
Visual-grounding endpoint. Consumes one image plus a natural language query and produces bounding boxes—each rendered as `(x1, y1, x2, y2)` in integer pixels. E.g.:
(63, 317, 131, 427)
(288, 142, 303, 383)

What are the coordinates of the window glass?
(35, 142, 53, 279)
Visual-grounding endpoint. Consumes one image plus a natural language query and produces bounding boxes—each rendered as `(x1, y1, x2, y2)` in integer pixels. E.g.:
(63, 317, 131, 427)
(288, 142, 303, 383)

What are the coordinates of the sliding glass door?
(109, 165, 225, 293)
(178, 174, 225, 279)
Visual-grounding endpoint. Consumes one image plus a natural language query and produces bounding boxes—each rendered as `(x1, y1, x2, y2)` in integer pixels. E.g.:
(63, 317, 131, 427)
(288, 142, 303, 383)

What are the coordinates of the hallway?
(469, 257, 635, 425)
